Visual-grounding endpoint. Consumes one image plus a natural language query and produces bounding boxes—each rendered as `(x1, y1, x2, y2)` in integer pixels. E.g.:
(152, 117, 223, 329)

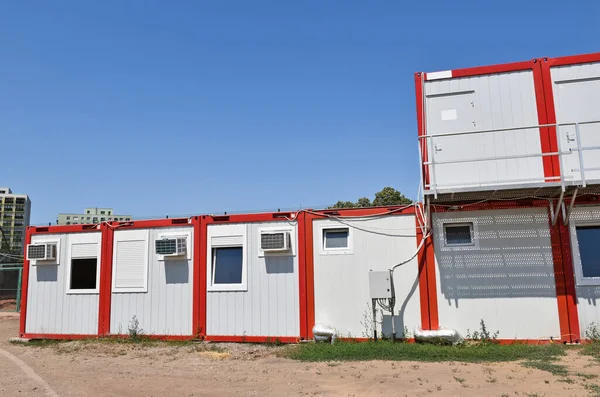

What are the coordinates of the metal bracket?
(564, 188, 579, 226)
(551, 190, 565, 226)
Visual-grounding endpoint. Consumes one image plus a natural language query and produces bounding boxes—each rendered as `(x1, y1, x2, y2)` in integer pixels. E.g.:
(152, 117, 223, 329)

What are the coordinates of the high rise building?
(0, 187, 32, 256)
(56, 208, 132, 225)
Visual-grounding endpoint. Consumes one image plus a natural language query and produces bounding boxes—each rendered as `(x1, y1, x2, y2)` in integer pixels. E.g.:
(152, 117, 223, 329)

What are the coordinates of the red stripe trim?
(556, 207, 580, 341)
(22, 334, 98, 340)
(416, 217, 430, 330)
(546, 52, 600, 67)
(548, 209, 573, 342)
(415, 72, 429, 188)
(204, 335, 300, 343)
(297, 212, 308, 339)
(533, 59, 560, 180)
(192, 216, 202, 337)
(198, 217, 208, 338)
(98, 224, 114, 335)
(305, 214, 316, 339)
(19, 228, 32, 336)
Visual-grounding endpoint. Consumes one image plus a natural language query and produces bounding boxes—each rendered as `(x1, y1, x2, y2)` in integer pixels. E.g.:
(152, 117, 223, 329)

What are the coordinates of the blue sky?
(1, 1, 598, 225)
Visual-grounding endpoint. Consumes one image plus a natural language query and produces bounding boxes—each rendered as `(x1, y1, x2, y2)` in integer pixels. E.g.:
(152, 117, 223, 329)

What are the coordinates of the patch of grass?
(557, 377, 574, 384)
(284, 340, 566, 363)
(580, 342, 600, 362)
(453, 376, 465, 384)
(522, 361, 568, 376)
(576, 372, 598, 380)
(19, 339, 64, 347)
(585, 383, 600, 397)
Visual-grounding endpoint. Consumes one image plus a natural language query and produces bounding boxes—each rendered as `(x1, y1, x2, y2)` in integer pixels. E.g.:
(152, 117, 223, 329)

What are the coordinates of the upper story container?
(415, 52, 600, 200)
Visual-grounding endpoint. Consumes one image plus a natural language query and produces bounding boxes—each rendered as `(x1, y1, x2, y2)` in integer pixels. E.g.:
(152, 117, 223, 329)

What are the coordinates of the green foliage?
(585, 322, 600, 341)
(522, 361, 568, 376)
(128, 315, 144, 342)
(372, 187, 412, 206)
(580, 341, 600, 362)
(329, 187, 412, 209)
(465, 319, 500, 343)
(283, 340, 565, 363)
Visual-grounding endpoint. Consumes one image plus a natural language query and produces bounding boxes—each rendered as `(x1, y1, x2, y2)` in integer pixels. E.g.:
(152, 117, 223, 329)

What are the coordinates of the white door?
(553, 72, 600, 184)
(426, 91, 478, 190)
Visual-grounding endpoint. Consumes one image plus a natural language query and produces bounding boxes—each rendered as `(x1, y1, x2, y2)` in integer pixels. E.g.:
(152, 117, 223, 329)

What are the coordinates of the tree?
(329, 187, 412, 209)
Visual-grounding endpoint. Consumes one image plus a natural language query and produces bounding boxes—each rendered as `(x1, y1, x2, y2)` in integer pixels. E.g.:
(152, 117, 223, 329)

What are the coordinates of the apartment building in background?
(0, 187, 32, 255)
(56, 208, 132, 225)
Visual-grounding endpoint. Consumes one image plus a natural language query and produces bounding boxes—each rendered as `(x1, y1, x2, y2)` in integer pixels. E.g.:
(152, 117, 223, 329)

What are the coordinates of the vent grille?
(155, 237, 186, 256)
(260, 232, 290, 251)
(27, 243, 57, 260)
(27, 244, 46, 260)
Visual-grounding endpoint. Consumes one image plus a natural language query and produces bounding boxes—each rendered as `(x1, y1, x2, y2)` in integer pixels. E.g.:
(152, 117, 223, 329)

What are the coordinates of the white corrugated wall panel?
(205, 222, 300, 337)
(313, 215, 420, 338)
(109, 227, 193, 336)
(432, 208, 560, 339)
(25, 232, 101, 335)
(424, 70, 544, 191)
(568, 206, 600, 338)
(550, 62, 600, 183)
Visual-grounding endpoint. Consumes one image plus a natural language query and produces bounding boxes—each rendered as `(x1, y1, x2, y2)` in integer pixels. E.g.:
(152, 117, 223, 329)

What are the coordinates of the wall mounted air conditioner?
(27, 243, 58, 262)
(260, 231, 291, 252)
(155, 237, 187, 257)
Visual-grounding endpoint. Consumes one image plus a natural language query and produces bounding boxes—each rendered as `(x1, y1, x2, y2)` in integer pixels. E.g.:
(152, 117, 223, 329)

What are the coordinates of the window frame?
(66, 233, 102, 295)
(443, 222, 476, 248)
(320, 226, 353, 255)
(570, 220, 600, 286)
(207, 224, 247, 292)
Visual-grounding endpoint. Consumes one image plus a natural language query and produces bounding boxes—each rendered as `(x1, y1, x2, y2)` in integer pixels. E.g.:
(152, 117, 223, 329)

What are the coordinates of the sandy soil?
(1, 317, 598, 397)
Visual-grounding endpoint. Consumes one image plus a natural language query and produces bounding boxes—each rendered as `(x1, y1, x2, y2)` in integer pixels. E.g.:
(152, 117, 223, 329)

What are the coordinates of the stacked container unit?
(416, 51, 600, 342)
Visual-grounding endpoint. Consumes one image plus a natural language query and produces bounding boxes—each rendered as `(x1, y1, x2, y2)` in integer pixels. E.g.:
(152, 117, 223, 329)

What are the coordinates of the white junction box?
(368, 270, 393, 299)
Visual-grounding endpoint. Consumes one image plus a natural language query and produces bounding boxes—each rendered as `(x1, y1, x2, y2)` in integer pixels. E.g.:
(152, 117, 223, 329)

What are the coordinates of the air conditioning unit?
(260, 231, 291, 252)
(155, 237, 187, 257)
(27, 243, 58, 261)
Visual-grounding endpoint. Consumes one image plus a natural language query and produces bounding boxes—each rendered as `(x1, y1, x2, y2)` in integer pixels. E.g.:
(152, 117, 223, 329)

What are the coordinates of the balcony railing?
(420, 120, 600, 198)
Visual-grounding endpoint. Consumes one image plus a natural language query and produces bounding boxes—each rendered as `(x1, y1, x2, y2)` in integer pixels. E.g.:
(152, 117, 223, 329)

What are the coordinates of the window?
(68, 239, 100, 293)
(87, 210, 90, 214)
(87, 217, 91, 220)
(574, 226, 600, 285)
(66, 221, 71, 225)
(70, 258, 97, 290)
(100, 211, 105, 215)
(66, 216, 70, 220)
(444, 223, 474, 246)
(108, 211, 112, 215)
(93, 217, 98, 223)
(101, 217, 106, 221)
(324, 228, 349, 249)
(320, 226, 353, 255)
(212, 247, 243, 284)
(125, 218, 131, 221)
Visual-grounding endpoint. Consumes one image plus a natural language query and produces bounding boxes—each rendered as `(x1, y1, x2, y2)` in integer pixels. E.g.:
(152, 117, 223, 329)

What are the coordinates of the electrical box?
(368, 270, 393, 299)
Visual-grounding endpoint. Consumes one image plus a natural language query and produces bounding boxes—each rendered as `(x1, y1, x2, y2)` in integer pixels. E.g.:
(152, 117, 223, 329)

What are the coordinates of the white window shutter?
(71, 243, 98, 258)
(113, 230, 149, 293)
(211, 235, 243, 247)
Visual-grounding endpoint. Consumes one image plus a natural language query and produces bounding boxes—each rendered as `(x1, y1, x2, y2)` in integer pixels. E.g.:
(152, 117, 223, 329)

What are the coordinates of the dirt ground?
(0, 317, 598, 397)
